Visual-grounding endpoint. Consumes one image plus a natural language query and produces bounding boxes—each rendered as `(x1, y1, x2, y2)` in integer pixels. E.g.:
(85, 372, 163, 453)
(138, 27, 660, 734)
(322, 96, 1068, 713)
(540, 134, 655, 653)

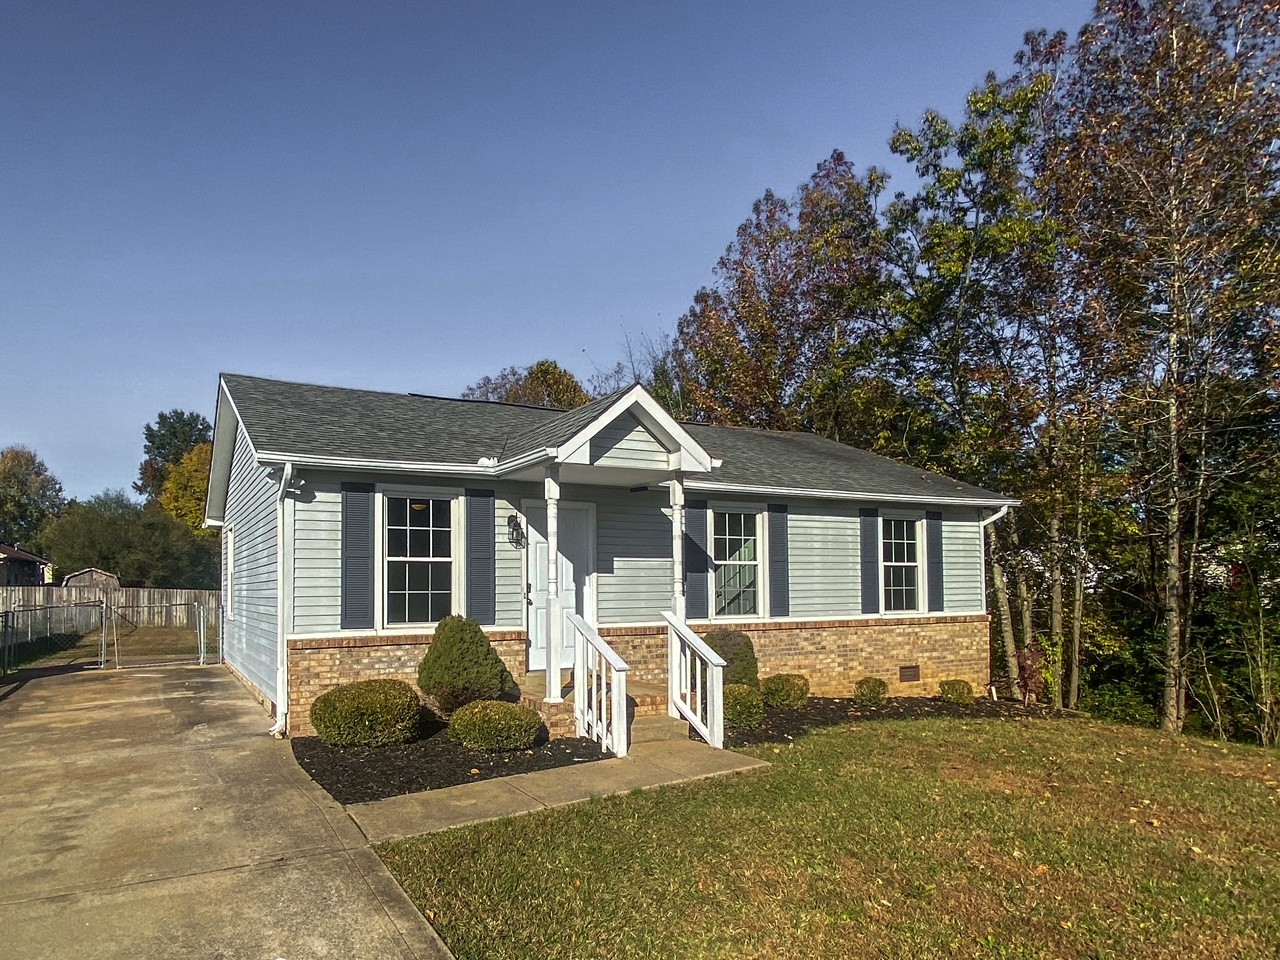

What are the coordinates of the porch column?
(544, 465, 563, 704)
(670, 472, 686, 620)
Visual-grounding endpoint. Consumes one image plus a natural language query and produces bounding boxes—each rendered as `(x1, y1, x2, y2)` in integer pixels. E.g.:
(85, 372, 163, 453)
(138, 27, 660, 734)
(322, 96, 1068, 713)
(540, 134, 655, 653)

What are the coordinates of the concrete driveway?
(0, 666, 449, 960)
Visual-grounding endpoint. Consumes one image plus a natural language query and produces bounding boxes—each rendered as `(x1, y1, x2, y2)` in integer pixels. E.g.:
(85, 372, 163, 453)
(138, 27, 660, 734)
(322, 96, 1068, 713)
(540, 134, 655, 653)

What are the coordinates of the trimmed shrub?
(853, 675, 889, 706)
(310, 679, 421, 747)
(938, 679, 975, 704)
(761, 673, 809, 710)
(417, 615, 516, 711)
(703, 629, 759, 688)
(449, 700, 544, 751)
(724, 682, 765, 730)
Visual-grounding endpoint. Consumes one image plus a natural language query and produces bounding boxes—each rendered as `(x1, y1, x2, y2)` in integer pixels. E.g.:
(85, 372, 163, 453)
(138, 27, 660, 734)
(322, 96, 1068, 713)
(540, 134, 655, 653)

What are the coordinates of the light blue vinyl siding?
(941, 511, 985, 613)
(594, 491, 673, 624)
(787, 504, 861, 617)
(589, 414, 669, 469)
(223, 426, 278, 703)
(288, 482, 525, 634)
(493, 494, 525, 627)
(292, 484, 342, 633)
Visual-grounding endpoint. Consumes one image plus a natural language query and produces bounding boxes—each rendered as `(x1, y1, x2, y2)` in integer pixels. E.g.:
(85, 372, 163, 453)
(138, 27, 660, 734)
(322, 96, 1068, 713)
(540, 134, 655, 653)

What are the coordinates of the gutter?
(268, 462, 293, 738)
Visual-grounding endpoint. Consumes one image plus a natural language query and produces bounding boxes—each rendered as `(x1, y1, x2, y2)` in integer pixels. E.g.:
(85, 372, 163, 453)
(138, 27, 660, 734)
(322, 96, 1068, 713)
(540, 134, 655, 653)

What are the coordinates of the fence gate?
(107, 601, 220, 668)
(0, 601, 109, 675)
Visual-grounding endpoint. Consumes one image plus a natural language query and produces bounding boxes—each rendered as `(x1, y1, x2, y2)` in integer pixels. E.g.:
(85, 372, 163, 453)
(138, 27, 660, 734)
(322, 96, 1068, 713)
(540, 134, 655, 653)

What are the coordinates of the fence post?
(198, 603, 206, 666)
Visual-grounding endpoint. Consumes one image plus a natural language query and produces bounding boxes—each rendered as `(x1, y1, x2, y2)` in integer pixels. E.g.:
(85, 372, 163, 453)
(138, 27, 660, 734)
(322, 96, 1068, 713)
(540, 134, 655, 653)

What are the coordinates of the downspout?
(980, 505, 1011, 528)
(268, 463, 293, 738)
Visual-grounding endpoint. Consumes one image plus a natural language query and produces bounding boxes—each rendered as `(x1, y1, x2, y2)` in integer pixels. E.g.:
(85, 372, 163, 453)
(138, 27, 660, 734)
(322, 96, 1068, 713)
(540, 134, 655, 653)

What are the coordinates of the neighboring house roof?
(210, 373, 1015, 519)
(0, 544, 49, 565)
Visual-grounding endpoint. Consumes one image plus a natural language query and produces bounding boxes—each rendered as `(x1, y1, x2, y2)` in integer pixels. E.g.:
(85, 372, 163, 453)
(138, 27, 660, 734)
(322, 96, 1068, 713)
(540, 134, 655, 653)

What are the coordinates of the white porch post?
(544, 465, 563, 704)
(669, 472, 686, 620)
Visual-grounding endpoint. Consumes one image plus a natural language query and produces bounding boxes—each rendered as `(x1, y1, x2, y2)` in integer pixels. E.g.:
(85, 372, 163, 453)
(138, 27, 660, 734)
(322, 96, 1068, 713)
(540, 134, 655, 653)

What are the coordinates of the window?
(385, 496, 453, 624)
(713, 510, 759, 616)
(224, 527, 235, 620)
(882, 517, 920, 612)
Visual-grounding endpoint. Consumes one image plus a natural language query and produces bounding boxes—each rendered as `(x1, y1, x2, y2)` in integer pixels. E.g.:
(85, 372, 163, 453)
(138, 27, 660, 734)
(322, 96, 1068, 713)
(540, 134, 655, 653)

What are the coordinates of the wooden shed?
(60, 567, 122, 589)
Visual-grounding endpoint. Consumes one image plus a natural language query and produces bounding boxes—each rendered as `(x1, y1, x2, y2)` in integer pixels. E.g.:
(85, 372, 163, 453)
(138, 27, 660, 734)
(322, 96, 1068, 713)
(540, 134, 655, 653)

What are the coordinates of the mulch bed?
(292, 717, 612, 805)
(723, 695, 1070, 747)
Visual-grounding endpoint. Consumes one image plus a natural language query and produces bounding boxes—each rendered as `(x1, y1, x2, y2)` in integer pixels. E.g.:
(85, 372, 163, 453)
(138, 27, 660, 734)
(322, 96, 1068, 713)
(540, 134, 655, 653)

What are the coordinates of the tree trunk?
(1008, 524, 1036, 652)
(1161, 337, 1184, 734)
(988, 525, 1020, 695)
(1049, 504, 1064, 708)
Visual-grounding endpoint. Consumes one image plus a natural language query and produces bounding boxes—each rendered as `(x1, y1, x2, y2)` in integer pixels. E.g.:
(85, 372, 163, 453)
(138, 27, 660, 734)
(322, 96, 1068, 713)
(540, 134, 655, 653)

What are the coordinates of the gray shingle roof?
(220, 373, 1012, 503)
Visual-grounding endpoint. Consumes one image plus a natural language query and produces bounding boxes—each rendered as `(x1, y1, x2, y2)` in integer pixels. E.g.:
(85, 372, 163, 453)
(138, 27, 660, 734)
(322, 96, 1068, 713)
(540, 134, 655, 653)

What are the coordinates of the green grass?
(377, 716, 1280, 960)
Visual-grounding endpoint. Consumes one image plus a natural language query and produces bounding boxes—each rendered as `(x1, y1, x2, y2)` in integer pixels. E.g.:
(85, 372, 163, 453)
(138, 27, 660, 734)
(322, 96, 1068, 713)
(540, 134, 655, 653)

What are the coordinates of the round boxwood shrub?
(310, 679, 421, 747)
(938, 679, 975, 704)
(417, 615, 516, 711)
(449, 700, 544, 751)
(703, 629, 759, 688)
(760, 673, 809, 710)
(724, 682, 765, 730)
(853, 676, 889, 706)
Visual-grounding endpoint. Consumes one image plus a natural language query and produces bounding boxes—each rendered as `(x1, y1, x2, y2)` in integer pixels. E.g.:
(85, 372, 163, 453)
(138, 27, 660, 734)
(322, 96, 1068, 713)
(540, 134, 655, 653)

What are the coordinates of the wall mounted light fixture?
(507, 514, 526, 548)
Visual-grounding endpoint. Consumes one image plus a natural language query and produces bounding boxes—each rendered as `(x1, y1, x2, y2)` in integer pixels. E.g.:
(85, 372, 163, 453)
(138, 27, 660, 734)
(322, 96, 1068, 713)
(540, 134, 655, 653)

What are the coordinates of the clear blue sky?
(3, 1, 1092, 500)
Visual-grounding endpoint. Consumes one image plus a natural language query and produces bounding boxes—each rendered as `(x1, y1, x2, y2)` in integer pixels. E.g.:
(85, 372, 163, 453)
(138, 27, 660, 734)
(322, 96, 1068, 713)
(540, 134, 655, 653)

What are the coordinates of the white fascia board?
(252, 444, 553, 478)
(255, 452, 497, 475)
(204, 379, 241, 525)
(554, 385, 713, 472)
(683, 479, 1020, 508)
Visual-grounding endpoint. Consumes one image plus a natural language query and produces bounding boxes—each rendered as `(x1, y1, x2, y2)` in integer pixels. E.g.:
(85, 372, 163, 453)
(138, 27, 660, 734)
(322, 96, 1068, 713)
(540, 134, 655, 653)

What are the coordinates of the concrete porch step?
(629, 714, 690, 745)
(518, 670, 672, 738)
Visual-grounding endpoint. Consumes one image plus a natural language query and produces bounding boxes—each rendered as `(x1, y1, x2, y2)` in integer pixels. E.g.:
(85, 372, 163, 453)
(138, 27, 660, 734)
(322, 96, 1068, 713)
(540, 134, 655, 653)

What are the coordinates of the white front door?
(525, 502, 593, 671)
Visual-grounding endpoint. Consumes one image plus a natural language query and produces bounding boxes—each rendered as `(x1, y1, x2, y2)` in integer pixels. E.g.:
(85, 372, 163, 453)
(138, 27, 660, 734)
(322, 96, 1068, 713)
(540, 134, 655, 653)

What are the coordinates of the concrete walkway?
(0, 666, 450, 960)
(350, 738, 769, 843)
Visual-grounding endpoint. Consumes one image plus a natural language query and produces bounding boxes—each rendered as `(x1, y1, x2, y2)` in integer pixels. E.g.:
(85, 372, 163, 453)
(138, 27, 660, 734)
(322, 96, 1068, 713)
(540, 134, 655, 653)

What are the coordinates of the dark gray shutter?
(340, 483, 375, 630)
(859, 507, 880, 615)
(926, 510, 944, 613)
(684, 500, 710, 619)
(465, 489, 496, 624)
(767, 504, 789, 617)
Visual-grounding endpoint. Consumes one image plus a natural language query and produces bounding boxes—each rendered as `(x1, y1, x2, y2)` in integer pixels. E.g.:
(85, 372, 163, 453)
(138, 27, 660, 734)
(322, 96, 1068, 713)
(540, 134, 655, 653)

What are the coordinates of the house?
(205, 373, 1016, 746)
(0, 544, 52, 586)
(61, 567, 122, 589)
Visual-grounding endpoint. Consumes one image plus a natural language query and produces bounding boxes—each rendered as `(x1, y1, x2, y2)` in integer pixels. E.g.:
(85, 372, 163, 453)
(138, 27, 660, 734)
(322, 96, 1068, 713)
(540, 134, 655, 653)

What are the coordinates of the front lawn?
(378, 715, 1280, 960)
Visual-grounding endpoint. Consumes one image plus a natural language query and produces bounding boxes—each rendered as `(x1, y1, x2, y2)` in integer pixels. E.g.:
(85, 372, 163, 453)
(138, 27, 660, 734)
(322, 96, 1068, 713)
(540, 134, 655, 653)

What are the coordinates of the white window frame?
(374, 484, 465, 632)
(707, 501, 768, 621)
(880, 511, 925, 615)
(224, 526, 235, 621)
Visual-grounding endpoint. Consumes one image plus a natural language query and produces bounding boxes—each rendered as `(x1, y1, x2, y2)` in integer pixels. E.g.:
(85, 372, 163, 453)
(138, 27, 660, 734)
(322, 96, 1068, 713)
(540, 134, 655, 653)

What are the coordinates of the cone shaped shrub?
(310, 679, 421, 747)
(703, 629, 759, 687)
(417, 615, 516, 711)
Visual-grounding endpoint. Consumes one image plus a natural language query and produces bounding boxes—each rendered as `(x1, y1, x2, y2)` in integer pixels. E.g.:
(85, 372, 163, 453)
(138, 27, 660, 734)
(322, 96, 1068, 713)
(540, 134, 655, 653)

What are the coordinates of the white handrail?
(566, 611, 630, 759)
(662, 611, 726, 749)
(661, 612, 727, 669)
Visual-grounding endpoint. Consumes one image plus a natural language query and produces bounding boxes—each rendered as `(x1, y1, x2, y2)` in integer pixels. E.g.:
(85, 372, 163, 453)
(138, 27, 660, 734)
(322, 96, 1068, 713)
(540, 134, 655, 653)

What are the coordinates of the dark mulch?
(722, 695, 1072, 747)
(292, 716, 612, 805)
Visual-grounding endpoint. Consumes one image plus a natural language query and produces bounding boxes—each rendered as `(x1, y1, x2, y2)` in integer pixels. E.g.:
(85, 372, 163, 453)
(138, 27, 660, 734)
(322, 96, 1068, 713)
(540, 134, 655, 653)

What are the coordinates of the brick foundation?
(286, 630, 527, 736)
(284, 615, 989, 736)
(599, 615, 990, 697)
